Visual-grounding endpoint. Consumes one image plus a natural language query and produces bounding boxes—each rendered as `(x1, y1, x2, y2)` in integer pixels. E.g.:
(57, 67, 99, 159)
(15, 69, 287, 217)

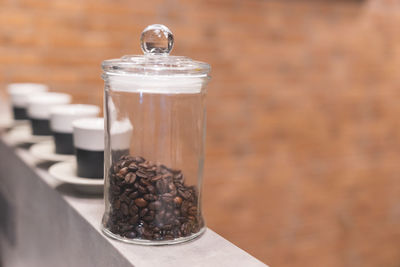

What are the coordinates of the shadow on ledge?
(35, 161, 56, 170)
(55, 183, 103, 199)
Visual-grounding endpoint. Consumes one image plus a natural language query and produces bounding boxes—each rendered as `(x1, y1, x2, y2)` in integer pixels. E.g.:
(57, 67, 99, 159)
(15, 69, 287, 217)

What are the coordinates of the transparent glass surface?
(101, 76, 208, 245)
(101, 24, 210, 76)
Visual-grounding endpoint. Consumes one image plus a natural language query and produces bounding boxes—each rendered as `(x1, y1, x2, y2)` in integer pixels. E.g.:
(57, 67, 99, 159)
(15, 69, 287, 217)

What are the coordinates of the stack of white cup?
(7, 83, 48, 121)
(4, 82, 117, 180)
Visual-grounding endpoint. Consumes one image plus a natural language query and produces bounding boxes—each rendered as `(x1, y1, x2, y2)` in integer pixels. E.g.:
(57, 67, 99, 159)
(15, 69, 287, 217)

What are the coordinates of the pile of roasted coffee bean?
(105, 155, 203, 241)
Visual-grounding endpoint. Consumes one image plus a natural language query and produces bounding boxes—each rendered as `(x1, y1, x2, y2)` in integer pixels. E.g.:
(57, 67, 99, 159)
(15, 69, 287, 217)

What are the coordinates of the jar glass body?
(101, 74, 208, 245)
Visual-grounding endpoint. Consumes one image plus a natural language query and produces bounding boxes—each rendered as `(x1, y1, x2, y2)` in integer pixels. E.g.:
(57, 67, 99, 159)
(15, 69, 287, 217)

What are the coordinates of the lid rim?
(102, 72, 210, 78)
(101, 55, 211, 76)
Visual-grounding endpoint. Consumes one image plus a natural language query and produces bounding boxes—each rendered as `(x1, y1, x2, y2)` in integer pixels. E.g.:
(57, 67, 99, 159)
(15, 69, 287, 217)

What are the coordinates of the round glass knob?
(140, 24, 174, 55)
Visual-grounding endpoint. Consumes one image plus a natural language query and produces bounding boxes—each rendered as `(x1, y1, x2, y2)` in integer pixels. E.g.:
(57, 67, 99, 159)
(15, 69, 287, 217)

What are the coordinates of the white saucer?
(4, 124, 51, 144)
(49, 161, 104, 194)
(0, 118, 28, 131)
(0, 117, 13, 130)
(30, 141, 75, 162)
(12, 119, 29, 127)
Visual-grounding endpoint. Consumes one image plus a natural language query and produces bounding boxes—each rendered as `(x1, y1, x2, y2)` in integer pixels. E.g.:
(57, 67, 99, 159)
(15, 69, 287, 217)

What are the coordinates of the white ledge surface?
(0, 133, 268, 267)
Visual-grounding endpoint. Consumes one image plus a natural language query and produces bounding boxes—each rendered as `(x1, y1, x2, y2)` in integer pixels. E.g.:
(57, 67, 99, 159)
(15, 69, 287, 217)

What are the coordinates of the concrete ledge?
(0, 135, 268, 267)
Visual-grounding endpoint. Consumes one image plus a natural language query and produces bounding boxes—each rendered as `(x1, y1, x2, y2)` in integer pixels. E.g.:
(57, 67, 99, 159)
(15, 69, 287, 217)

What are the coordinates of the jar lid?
(102, 24, 210, 77)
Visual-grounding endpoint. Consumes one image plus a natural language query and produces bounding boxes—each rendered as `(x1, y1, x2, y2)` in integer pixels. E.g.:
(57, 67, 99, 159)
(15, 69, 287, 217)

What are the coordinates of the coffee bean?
(188, 206, 197, 216)
(170, 168, 181, 174)
(178, 189, 191, 200)
(124, 188, 133, 194)
(151, 175, 162, 182)
(155, 214, 164, 225)
(143, 194, 155, 201)
(110, 184, 120, 194)
(138, 185, 147, 194)
(173, 209, 180, 216)
(156, 179, 169, 194)
(119, 155, 130, 161)
(125, 173, 136, 184)
(173, 172, 183, 182)
(106, 155, 202, 241)
(133, 182, 140, 189)
(139, 178, 152, 186)
(129, 205, 138, 215)
(153, 233, 161, 239)
(162, 174, 172, 180)
(136, 171, 148, 178)
(129, 214, 139, 224)
(139, 162, 150, 168)
(163, 224, 173, 230)
(128, 163, 138, 171)
(120, 193, 130, 203)
(121, 160, 130, 168)
(114, 199, 121, 209)
(173, 196, 182, 206)
(161, 193, 173, 203)
(113, 165, 120, 173)
(140, 208, 149, 217)
(180, 223, 190, 236)
(133, 156, 145, 163)
(147, 161, 156, 167)
(148, 200, 162, 210)
(181, 201, 189, 215)
(142, 229, 152, 239)
(135, 225, 145, 236)
(134, 198, 148, 208)
(118, 167, 128, 177)
(143, 216, 154, 222)
(125, 231, 136, 239)
(145, 186, 154, 195)
(138, 186, 148, 194)
(120, 224, 133, 232)
(168, 183, 176, 192)
(121, 203, 129, 215)
(160, 170, 168, 176)
(156, 210, 166, 224)
(129, 191, 139, 199)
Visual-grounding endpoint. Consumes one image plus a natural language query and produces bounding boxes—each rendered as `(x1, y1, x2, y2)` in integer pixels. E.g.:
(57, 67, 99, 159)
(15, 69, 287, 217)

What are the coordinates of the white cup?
(73, 117, 105, 178)
(27, 92, 72, 136)
(73, 117, 104, 152)
(7, 83, 48, 120)
(51, 104, 100, 134)
(50, 104, 100, 154)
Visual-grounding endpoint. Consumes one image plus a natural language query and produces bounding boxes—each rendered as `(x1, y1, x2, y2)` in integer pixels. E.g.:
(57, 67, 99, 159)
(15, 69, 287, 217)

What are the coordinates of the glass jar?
(101, 24, 211, 245)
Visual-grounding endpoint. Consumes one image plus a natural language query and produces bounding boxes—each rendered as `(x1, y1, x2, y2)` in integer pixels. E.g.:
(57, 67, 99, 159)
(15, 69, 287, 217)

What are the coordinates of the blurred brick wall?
(2, 0, 400, 266)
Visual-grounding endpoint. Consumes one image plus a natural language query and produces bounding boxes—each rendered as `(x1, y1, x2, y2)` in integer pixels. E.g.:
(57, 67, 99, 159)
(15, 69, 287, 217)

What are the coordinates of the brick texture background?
(2, 0, 400, 266)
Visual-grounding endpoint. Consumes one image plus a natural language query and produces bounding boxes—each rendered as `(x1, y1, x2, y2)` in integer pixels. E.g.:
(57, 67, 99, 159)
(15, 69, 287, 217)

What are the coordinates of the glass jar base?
(101, 226, 206, 246)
